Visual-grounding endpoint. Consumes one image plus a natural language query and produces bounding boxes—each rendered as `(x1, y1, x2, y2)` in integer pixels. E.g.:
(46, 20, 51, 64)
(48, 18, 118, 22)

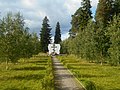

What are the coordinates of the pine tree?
(54, 22, 61, 44)
(81, 0, 93, 20)
(113, 0, 120, 16)
(71, 8, 83, 33)
(95, 0, 114, 65)
(40, 16, 51, 52)
(95, 0, 113, 26)
(71, 0, 92, 33)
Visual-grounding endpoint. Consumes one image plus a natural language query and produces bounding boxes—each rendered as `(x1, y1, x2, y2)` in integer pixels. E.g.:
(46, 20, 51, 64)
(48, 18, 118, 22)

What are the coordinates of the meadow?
(0, 53, 54, 90)
(58, 55, 120, 90)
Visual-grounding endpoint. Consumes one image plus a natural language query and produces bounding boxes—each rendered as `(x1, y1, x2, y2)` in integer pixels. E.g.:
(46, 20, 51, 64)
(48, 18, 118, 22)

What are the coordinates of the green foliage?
(107, 15, 120, 65)
(41, 56, 54, 90)
(0, 54, 54, 90)
(61, 0, 120, 65)
(0, 12, 25, 63)
(95, 0, 114, 26)
(61, 21, 97, 61)
(78, 21, 96, 60)
(40, 16, 52, 52)
(30, 33, 41, 55)
(84, 80, 96, 90)
(113, 0, 120, 16)
(71, 0, 92, 33)
(58, 55, 120, 90)
(54, 22, 61, 44)
(94, 22, 110, 65)
(60, 39, 69, 54)
(41, 74, 54, 90)
(0, 12, 40, 68)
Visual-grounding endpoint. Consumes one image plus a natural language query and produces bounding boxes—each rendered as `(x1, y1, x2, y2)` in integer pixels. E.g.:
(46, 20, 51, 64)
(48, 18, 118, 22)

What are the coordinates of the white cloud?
(21, 0, 38, 8)
(37, 10, 47, 18)
(0, 0, 98, 40)
(24, 19, 41, 30)
(64, 0, 82, 14)
(91, 0, 99, 8)
(24, 19, 33, 27)
(61, 32, 69, 40)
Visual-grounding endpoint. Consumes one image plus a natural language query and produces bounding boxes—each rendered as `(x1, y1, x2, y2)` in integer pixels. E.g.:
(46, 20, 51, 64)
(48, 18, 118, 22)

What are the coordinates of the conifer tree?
(95, 0, 113, 26)
(113, 0, 120, 16)
(95, 0, 114, 65)
(40, 16, 51, 52)
(71, 0, 92, 33)
(54, 22, 61, 44)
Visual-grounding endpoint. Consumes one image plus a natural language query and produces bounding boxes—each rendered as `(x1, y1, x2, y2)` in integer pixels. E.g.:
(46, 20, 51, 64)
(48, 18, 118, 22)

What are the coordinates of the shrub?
(84, 80, 96, 90)
(41, 57, 54, 90)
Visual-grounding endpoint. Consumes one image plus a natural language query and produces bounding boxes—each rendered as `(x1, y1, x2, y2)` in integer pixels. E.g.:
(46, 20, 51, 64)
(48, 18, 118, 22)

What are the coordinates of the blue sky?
(0, 0, 98, 40)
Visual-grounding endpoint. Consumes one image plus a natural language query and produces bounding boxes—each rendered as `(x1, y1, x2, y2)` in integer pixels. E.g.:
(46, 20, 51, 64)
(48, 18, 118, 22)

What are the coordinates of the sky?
(0, 0, 98, 40)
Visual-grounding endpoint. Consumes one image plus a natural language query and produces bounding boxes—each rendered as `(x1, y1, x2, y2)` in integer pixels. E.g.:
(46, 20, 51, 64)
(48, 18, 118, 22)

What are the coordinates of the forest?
(61, 0, 120, 66)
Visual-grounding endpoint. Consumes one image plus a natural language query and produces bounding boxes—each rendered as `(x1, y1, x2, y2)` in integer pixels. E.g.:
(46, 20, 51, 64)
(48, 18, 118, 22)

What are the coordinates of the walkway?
(52, 56, 85, 90)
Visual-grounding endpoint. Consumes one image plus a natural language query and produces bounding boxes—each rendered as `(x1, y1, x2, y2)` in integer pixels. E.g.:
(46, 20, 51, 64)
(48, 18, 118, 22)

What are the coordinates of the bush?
(84, 80, 96, 90)
(67, 64, 71, 69)
(41, 73, 54, 90)
(41, 58, 54, 90)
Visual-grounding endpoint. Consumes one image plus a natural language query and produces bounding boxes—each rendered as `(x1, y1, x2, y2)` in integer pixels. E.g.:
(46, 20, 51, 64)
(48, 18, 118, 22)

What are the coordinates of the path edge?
(60, 60, 87, 90)
(67, 66, 87, 90)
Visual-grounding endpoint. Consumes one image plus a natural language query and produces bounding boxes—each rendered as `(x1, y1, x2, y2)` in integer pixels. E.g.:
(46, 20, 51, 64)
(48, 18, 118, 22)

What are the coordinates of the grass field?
(58, 55, 120, 90)
(0, 53, 54, 90)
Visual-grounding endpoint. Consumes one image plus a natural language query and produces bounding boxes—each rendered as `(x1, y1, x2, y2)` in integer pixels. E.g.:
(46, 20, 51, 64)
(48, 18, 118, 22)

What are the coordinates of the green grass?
(58, 55, 120, 90)
(0, 53, 53, 90)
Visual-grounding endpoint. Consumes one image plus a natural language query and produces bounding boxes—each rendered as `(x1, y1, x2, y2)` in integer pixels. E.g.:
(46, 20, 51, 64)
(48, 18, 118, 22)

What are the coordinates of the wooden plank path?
(52, 56, 85, 90)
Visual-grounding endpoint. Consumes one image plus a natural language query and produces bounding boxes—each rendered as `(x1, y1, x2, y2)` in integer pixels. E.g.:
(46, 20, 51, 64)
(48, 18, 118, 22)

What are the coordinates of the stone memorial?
(48, 43, 60, 55)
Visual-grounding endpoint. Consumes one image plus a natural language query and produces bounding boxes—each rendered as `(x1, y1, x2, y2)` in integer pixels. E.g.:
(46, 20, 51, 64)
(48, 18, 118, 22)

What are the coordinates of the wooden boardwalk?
(52, 56, 85, 90)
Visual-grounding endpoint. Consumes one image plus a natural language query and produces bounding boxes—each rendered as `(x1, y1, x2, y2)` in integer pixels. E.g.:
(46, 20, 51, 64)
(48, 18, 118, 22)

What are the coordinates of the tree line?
(0, 12, 40, 67)
(0, 12, 61, 68)
(61, 0, 120, 66)
(40, 16, 61, 52)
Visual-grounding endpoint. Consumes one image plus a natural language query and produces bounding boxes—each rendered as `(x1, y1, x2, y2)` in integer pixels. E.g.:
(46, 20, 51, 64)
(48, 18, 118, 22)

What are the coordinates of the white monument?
(48, 43, 60, 55)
